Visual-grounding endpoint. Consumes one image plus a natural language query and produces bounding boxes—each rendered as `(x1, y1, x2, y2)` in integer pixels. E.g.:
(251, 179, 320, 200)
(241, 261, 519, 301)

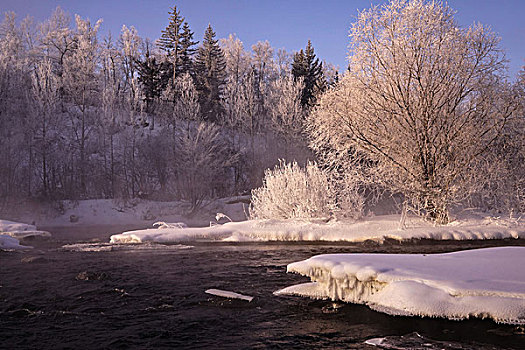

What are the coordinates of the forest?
(0, 6, 334, 213)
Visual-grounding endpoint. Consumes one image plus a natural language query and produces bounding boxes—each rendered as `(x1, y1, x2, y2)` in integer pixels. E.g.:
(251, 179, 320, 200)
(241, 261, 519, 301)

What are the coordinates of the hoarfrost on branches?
(308, 0, 517, 223)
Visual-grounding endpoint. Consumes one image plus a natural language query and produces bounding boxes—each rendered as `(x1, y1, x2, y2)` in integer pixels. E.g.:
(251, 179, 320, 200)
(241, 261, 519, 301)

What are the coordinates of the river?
(1, 226, 524, 349)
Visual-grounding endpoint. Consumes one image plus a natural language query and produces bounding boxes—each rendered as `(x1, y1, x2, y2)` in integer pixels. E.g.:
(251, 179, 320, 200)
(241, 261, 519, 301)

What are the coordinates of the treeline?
(0, 6, 335, 211)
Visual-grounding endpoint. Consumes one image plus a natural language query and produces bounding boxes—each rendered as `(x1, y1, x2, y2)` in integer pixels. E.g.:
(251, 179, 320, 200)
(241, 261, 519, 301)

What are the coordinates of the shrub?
(250, 161, 363, 220)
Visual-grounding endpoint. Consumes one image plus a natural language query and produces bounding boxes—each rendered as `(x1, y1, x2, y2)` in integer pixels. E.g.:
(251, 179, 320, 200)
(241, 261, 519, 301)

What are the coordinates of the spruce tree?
(136, 47, 161, 113)
(157, 7, 197, 84)
(292, 40, 325, 108)
(194, 24, 226, 122)
(179, 22, 198, 76)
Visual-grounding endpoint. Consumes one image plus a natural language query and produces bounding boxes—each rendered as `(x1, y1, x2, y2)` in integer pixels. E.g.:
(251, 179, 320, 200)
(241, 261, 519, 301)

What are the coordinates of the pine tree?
(194, 24, 226, 122)
(292, 40, 324, 108)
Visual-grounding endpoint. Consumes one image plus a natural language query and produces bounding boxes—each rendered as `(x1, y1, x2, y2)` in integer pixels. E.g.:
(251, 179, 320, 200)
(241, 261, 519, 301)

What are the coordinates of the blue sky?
(2, 0, 524, 78)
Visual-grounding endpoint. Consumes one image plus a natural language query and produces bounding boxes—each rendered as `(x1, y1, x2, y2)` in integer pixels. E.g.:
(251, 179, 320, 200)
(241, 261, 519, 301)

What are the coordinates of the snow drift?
(275, 247, 525, 324)
(110, 215, 525, 243)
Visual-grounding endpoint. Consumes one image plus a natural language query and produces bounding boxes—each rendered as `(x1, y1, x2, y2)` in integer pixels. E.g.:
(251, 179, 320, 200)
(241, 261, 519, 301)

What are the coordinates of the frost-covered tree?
(308, 0, 515, 223)
(220, 34, 250, 86)
(62, 15, 102, 196)
(30, 58, 59, 196)
(275, 48, 292, 77)
(0, 12, 35, 198)
(176, 123, 237, 214)
(267, 75, 304, 144)
(251, 40, 276, 90)
(174, 72, 200, 126)
(38, 7, 75, 74)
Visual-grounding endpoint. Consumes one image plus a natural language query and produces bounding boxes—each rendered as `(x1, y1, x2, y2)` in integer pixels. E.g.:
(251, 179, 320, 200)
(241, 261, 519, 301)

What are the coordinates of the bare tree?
(308, 0, 516, 223)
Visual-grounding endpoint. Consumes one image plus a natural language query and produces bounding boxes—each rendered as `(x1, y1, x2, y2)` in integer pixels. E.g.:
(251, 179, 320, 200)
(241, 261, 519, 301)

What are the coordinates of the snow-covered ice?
(110, 215, 525, 243)
(0, 234, 32, 250)
(0, 219, 51, 239)
(205, 289, 254, 302)
(275, 247, 525, 324)
(61, 242, 193, 252)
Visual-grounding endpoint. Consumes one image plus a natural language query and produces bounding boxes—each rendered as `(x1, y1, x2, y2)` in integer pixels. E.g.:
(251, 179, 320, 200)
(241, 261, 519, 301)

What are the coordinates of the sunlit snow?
(110, 215, 525, 243)
(275, 247, 525, 324)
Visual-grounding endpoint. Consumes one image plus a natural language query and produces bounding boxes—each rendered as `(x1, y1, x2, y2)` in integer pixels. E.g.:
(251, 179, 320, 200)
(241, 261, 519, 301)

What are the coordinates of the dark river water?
(1, 226, 524, 349)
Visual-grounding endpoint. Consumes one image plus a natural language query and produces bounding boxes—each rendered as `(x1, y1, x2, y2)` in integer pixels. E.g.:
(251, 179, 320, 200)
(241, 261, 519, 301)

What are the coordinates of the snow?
(275, 247, 525, 324)
(0, 235, 32, 250)
(205, 289, 254, 302)
(0, 219, 50, 240)
(8, 198, 248, 228)
(110, 214, 525, 243)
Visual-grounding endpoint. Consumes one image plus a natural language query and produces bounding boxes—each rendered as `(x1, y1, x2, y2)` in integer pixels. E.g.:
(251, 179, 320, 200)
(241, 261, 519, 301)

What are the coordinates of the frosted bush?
(250, 161, 364, 220)
(250, 161, 334, 220)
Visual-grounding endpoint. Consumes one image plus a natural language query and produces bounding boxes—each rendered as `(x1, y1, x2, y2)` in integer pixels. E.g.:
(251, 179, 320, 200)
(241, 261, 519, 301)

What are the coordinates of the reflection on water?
(1, 227, 524, 349)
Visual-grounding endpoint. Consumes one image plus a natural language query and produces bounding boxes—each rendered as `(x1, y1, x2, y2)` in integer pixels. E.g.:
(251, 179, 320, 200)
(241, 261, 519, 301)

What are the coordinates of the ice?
(205, 289, 254, 302)
(0, 234, 32, 250)
(110, 215, 525, 243)
(364, 332, 480, 349)
(0, 219, 51, 239)
(61, 242, 193, 252)
(152, 221, 188, 229)
(276, 247, 525, 324)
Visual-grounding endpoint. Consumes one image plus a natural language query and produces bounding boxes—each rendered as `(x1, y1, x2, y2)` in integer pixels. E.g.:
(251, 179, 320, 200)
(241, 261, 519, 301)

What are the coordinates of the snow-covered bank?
(275, 247, 525, 324)
(110, 215, 525, 243)
(0, 219, 51, 240)
(2, 197, 248, 228)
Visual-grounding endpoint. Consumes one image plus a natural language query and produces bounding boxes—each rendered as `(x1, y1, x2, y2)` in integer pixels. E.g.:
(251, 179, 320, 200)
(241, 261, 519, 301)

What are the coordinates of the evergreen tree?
(292, 40, 324, 108)
(194, 24, 226, 122)
(157, 7, 197, 84)
(179, 22, 198, 76)
(136, 46, 161, 113)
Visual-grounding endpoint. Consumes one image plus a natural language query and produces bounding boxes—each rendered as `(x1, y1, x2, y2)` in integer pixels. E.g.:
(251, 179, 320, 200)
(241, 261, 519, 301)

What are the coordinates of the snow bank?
(0, 234, 32, 250)
(36, 198, 247, 227)
(275, 247, 525, 324)
(110, 215, 525, 243)
(0, 219, 51, 239)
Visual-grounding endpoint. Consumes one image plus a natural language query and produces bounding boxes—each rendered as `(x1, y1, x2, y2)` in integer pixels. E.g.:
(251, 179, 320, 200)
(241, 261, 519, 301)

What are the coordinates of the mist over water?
(1, 227, 524, 349)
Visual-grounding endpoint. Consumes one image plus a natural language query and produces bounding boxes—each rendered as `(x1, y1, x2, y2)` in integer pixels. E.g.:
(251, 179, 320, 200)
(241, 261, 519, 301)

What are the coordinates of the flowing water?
(1, 226, 524, 349)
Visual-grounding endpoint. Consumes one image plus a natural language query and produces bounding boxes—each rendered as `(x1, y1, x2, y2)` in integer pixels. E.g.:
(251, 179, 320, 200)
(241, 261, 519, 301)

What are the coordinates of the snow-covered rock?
(110, 215, 525, 243)
(275, 247, 525, 324)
